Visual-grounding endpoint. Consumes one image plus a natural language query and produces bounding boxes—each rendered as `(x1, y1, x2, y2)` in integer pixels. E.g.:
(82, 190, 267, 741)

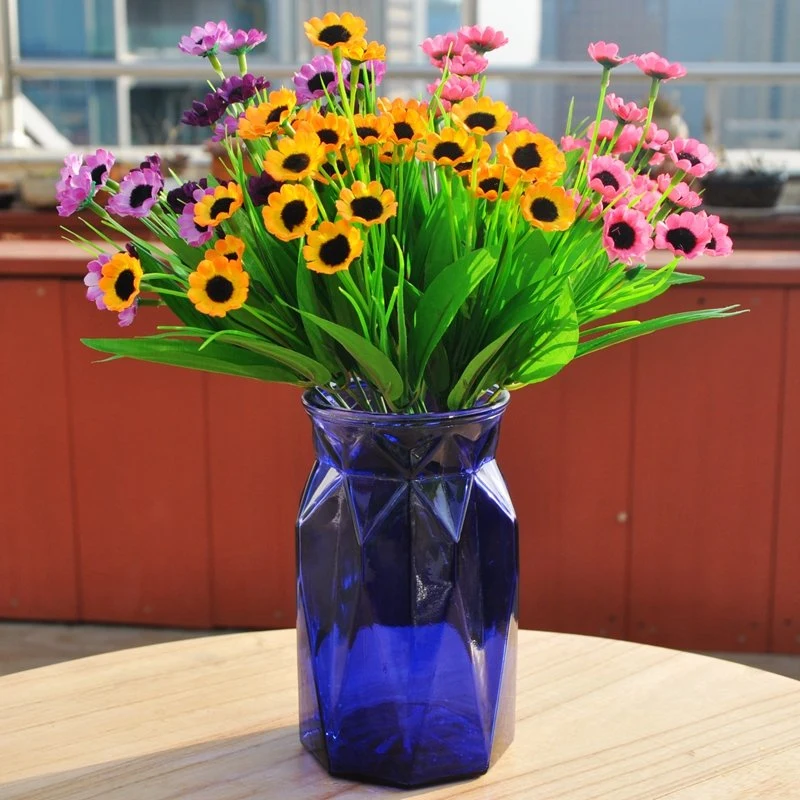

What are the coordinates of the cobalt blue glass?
(296, 391, 518, 788)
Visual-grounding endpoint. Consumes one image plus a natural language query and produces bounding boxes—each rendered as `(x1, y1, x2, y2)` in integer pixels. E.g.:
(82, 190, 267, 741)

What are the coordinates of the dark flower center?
(114, 269, 136, 301)
(223, 251, 238, 260)
(675, 150, 700, 166)
(464, 112, 497, 130)
(479, 177, 502, 194)
(210, 197, 235, 218)
(608, 221, 636, 249)
(206, 275, 235, 303)
(318, 24, 352, 46)
(666, 227, 698, 253)
(319, 234, 351, 265)
(356, 125, 379, 140)
(267, 104, 289, 124)
(316, 128, 340, 145)
(708, 237, 717, 251)
(90, 164, 108, 184)
(393, 121, 415, 140)
(129, 184, 154, 208)
(350, 196, 384, 221)
(512, 143, 541, 170)
(283, 153, 311, 173)
(595, 170, 620, 189)
(307, 71, 337, 94)
(433, 142, 465, 162)
(531, 197, 559, 222)
(280, 199, 309, 230)
(195, 222, 208, 233)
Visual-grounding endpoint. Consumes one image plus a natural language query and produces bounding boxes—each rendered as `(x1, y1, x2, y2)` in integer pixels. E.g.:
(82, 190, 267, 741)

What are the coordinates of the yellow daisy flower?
(497, 131, 566, 182)
(472, 163, 516, 201)
(378, 141, 416, 164)
(315, 148, 361, 186)
(336, 181, 397, 226)
(451, 96, 513, 136)
(378, 97, 429, 117)
(193, 183, 244, 228)
(304, 12, 367, 50)
(299, 112, 352, 153)
(343, 39, 387, 61)
(237, 88, 297, 139)
(351, 113, 392, 146)
(98, 251, 143, 312)
(262, 183, 319, 242)
(520, 184, 576, 232)
(384, 106, 427, 145)
(206, 235, 246, 263)
(303, 220, 363, 274)
(187, 253, 250, 317)
(263, 130, 324, 182)
(453, 141, 491, 176)
(417, 126, 476, 167)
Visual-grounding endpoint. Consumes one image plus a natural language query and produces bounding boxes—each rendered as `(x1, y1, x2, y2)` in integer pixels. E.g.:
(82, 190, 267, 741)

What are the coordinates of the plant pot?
(296, 390, 518, 788)
(701, 171, 787, 209)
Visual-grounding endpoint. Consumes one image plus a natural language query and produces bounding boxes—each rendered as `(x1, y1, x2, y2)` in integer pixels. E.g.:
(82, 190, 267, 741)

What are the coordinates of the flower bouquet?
(58, 11, 740, 789)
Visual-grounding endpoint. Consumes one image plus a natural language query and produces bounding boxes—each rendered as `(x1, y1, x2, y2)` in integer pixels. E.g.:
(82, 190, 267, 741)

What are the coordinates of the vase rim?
(301, 389, 510, 427)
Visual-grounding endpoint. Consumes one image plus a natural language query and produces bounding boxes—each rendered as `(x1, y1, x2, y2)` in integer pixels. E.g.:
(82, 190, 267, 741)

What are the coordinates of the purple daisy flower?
(294, 55, 348, 104)
(178, 21, 232, 58)
(166, 179, 208, 214)
(56, 166, 94, 217)
(219, 28, 267, 55)
(85, 148, 115, 187)
(181, 91, 228, 127)
(138, 153, 162, 175)
(83, 253, 138, 326)
(218, 73, 270, 104)
(59, 153, 83, 183)
(247, 171, 283, 206)
(211, 115, 240, 142)
(106, 168, 162, 217)
(177, 202, 214, 246)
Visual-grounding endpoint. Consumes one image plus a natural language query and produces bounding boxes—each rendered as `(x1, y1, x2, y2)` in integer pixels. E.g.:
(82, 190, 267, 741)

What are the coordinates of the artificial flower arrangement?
(58, 12, 740, 414)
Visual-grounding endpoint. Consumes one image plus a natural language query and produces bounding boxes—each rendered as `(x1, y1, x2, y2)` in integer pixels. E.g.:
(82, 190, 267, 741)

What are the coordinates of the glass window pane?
(21, 80, 117, 145)
(129, 84, 212, 146)
(18, 0, 115, 59)
(126, 0, 275, 58)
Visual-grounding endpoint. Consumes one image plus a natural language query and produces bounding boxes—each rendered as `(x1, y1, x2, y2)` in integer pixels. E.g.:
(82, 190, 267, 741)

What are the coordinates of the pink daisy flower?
(572, 192, 603, 221)
(427, 75, 480, 106)
(704, 214, 734, 257)
(642, 123, 671, 152)
(605, 93, 648, 124)
(56, 166, 93, 217)
(588, 155, 632, 201)
(587, 41, 633, 68)
(444, 50, 489, 76)
(421, 33, 463, 66)
(106, 168, 162, 218)
(655, 211, 712, 259)
(656, 175, 703, 209)
(666, 137, 717, 177)
(561, 135, 589, 154)
(603, 206, 654, 264)
(633, 52, 687, 81)
(507, 112, 538, 134)
(456, 25, 508, 55)
(587, 118, 618, 145)
(613, 124, 643, 154)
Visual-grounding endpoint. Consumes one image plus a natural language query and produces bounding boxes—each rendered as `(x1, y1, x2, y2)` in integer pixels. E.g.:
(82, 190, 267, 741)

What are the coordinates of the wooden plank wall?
(1, 276, 798, 653)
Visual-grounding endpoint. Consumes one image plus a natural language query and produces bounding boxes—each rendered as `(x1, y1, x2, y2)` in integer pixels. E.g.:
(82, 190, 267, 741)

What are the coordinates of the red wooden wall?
(1, 264, 799, 653)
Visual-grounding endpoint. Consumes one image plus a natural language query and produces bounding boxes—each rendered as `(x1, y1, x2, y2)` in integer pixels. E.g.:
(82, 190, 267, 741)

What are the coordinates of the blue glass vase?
(296, 391, 518, 788)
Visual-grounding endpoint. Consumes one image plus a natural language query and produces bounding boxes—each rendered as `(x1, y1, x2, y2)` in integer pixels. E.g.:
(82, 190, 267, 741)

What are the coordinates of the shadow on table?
(0, 725, 444, 799)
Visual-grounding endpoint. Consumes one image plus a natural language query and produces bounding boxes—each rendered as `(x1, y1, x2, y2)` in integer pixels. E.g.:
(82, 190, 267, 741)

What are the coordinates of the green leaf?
(447, 325, 519, 410)
(577, 306, 745, 358)
(296, 259, 337, 368)
(299, 312, 405, 402)
(82, 336, 305, 384)
(409, 247, 497, 387)
(508, 283, 579, 385)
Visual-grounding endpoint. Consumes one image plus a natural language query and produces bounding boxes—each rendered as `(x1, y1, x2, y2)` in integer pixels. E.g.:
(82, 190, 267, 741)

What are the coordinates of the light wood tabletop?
(1, 629, 800, 799)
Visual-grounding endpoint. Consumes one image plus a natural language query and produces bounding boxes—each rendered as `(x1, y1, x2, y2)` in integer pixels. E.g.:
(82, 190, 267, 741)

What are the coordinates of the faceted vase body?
(296, 392, 518, 788)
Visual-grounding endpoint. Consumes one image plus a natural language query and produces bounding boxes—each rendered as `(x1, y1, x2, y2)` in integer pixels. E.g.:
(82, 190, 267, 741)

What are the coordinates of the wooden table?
(2, 630, 800, 799)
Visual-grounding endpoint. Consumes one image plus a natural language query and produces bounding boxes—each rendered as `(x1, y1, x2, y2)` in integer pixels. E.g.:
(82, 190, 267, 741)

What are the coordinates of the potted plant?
(700, 156, 788, 208)
(55, 14, 740, 789)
